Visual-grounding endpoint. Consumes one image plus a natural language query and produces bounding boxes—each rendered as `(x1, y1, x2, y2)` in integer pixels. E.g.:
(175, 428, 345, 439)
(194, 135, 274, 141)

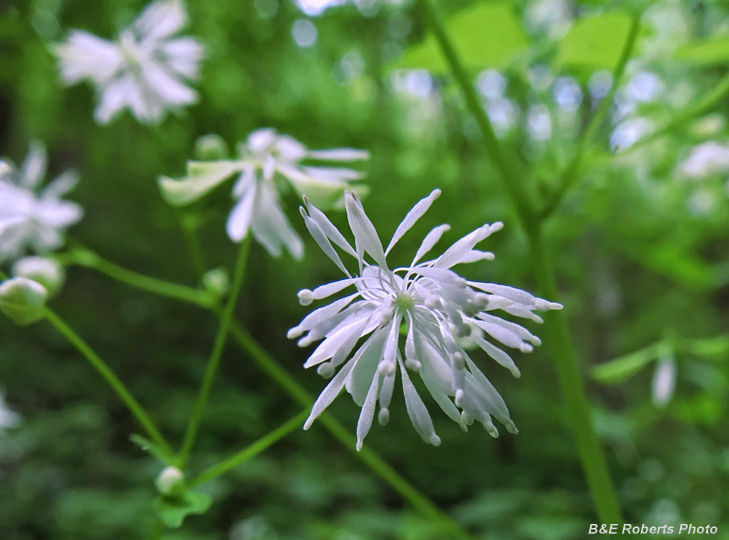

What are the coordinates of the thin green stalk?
(188, 411, 308, 488)
(177, 237, 251, 466)
(419, 0, 623, 523)
(176, 211, 207, 281)
(64, 248, 213, 308)
(541, 10, 642, 219)
(226, 320, 475, 540)
(75, 254, 476, 539)
(44, 308, 174, 460)
(417, 0, 536, 230)
(529, 229, 622, 522)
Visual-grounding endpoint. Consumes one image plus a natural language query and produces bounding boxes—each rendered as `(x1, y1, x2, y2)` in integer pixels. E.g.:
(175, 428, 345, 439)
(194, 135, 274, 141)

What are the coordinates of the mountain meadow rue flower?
(0, 142, 83, 263)
(290, 189, 563, 450)
(54, 0, 204, 124)
(159, 128, 369, 259)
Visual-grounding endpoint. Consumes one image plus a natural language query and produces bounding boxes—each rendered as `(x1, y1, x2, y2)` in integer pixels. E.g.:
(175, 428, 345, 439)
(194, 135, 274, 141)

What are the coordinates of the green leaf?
(676, 38, 729, 65)
(555, 11, 632, 71)
(153, 491, 212, 529)
(592, 342, 668, 384)
(392, 2, 529, 74)
(681, 335, 729, 359)
(130, 434, 173, 464)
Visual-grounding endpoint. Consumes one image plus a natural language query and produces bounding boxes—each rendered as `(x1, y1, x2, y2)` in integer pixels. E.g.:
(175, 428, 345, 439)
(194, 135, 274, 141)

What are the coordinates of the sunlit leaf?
(392, 2, 529, 74)
(555, 11, 632, 70)
(676, 38, 729, 65)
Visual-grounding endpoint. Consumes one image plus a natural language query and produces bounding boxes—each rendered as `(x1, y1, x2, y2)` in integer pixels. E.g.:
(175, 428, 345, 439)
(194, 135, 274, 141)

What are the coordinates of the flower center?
(393, 292, 414, 312)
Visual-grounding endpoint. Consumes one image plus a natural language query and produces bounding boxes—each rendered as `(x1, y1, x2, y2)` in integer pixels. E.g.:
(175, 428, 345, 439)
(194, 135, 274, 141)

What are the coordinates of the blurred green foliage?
(1, 0, 728, 538)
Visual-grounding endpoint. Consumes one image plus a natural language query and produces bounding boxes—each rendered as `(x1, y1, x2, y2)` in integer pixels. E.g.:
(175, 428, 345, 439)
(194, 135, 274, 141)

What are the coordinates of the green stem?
(177, 237, 251, 466)
(75, 255, 476, 539)
(64, 248, 213, 308)
(188, 411, 307, 488)
(227, 320, 474, 540)
(176, 211, 207, 281)
(419, 0, 623, 523)
(44, 308, 174, 461)
(417, 0, 536, 230)
(147, 520, 166, 540)
(541, 10, 642, 219)
(529, 229, 622, 522)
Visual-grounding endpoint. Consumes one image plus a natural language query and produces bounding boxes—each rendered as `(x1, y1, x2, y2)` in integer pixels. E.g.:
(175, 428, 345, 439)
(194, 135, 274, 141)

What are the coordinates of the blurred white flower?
(0, 142, 83, 262)
(678, 141, 729, 180)
(290, 190, 562, 449)
(159, 128, 369, 259)
(54, 0, 204, 124)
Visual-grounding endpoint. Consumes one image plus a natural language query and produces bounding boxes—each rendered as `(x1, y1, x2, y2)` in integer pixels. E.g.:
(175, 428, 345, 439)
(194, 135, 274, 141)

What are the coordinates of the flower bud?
(155, 466, 185, 497)
(12, 256, 65, 297)
(0, 277, 48, 326)
(194, 134, 228, 161)
(202, 267, 229, 299)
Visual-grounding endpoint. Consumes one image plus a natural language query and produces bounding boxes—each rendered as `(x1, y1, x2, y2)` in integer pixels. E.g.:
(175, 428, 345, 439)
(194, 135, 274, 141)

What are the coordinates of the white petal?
(304, 358, 356, 430)
(304, 199, 356, 257)
(344, 191, 388, 268)
(469, 282, 539, 307)
(346, 329, 386, 406)
(304, 315, 369, 368)
(94, 74, 137, 124)
(134, 0, 187, 41)
(307, 148, 370, 161)
(160, 37, 204, 79)
(54, 30, 122, 85)
(470, 333, 520, 378)
(310, 278, 356, 300)
(20, 141, 47, 190)
(246, 128, 277, 153)
(356, 371, 380, 451)
(435, 224, 498, 268)
(225, 183, 256, 242)
(42, 170, 79, 200)
(385, 189, 441, 256)
(301, 210, 350, 276)
(477, 313, 540, 346)
(399, 357, 440, 446)
(288, 293, 359, 338)
(412, 224, 450, 265)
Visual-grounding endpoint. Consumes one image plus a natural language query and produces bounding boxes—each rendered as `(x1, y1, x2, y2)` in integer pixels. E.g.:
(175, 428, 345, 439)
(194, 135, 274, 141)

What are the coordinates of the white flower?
(159, 128, 369, 259)
(0, 142, 83, 262)
(290, 190, 562, 450)
(678, 141, 729, 180)
(54, 0, 204, 124)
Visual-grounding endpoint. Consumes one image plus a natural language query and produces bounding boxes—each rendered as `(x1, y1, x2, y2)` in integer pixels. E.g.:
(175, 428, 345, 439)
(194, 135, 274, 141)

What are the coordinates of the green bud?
(155, 466, 186, 497)
(0, 277, 48, 326)
(194, 134, 228, 161)
(202, 267, 229, 299)
(12, 256, 65, 297)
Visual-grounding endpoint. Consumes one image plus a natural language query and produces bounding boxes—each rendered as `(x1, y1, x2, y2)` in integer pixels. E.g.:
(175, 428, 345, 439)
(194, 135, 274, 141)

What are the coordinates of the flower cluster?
(54, 0, 204, 124)
(159, 128, 369, 259)
(290, 190, 562, 449)
(0, 142, 83, 263)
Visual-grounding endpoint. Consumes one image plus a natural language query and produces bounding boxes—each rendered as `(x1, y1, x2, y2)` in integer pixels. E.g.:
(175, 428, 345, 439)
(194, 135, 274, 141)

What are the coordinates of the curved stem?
(541, 10, 642, 220)
(63, 247, 213, 308)
(419, 0, 623, 523)
(417, 0, 537, 232)
(177, 237, 251, 466)
(74, 254, 477, 539)
(188, 410, 307, 488)
(528, 229, 622, 522)
(44, 308, 174, 461)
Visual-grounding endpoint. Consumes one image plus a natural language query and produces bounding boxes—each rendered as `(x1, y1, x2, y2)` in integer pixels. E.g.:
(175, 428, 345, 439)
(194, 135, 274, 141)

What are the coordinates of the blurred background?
(1, 0, 728, 538)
